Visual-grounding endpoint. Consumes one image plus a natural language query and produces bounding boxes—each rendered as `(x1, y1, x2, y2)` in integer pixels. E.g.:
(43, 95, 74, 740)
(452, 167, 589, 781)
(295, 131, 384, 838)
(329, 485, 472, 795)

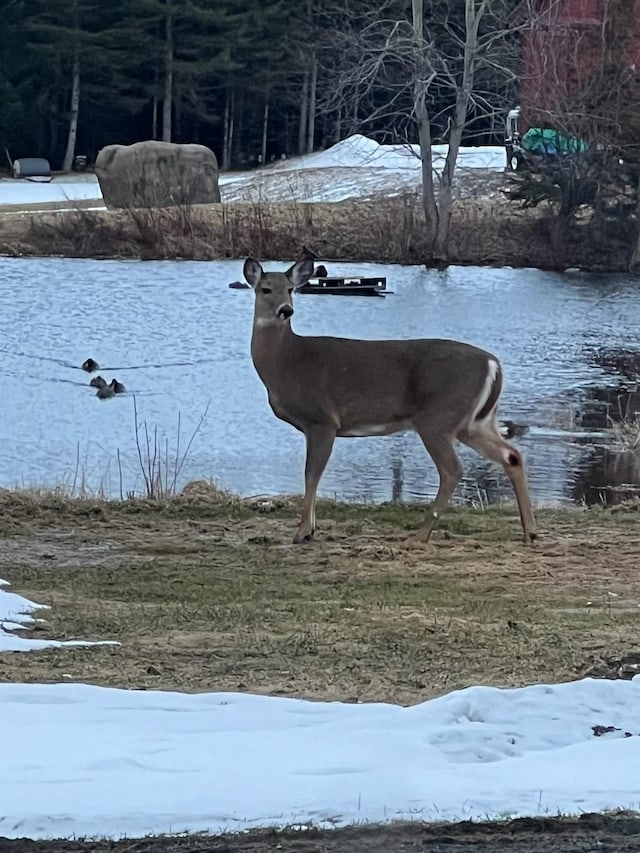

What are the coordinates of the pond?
(0, 256, 638, 507)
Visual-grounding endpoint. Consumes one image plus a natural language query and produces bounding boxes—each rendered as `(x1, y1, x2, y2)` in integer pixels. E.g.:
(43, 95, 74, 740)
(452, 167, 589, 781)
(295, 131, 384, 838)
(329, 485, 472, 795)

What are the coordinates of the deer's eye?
(261, 287, 272, 294)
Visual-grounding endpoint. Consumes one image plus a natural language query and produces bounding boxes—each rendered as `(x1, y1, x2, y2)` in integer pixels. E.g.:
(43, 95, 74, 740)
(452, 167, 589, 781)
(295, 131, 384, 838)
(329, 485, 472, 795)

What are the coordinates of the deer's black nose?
(278, 304, 294, 319)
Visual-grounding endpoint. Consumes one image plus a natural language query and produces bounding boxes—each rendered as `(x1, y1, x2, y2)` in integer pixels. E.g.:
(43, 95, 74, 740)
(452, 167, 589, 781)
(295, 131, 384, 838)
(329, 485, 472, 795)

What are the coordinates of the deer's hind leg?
(413, 428, 463, 542)
(459, 421, 537, 543)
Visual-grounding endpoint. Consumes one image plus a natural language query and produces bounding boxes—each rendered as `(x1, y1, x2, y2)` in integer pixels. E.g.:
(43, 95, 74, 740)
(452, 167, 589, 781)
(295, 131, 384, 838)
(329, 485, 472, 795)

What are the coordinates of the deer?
(244, 251, 537, 546)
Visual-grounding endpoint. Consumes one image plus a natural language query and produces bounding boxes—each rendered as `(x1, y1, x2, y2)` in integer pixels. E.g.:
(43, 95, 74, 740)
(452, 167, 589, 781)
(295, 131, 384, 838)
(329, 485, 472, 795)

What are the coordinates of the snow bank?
(2, 676, 638, 839)
(0, 135, 507, 208)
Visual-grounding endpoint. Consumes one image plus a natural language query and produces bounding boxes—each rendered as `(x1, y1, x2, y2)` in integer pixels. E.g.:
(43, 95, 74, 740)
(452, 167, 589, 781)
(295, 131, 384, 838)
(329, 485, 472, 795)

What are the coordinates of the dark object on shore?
(111, 378, 126, 394)
(89, 375, 107, 389)
(313, 264, 328, 277)
(12, 157, 52, 183)
(82, 358, 100, 372)
(500, 419, 530, 439)
(229, 280, 250, 289)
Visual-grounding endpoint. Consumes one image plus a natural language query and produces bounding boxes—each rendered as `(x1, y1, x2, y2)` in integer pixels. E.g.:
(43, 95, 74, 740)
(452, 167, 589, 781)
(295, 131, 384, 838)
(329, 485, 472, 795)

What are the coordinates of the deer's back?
(296, 334, 496, 392)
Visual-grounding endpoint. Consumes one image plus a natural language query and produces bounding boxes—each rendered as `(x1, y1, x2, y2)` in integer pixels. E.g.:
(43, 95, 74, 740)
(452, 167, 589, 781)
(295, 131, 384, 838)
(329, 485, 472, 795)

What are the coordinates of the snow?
(1, 677, 639, 839)
(0, 578, 118, 652)
(0, 175, 103, 206)
(0, 134, 507, 208)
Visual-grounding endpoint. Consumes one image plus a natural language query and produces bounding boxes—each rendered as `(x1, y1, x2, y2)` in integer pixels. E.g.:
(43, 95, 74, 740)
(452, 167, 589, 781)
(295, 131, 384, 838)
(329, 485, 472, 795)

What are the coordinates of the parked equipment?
(12, 157, 52, 182)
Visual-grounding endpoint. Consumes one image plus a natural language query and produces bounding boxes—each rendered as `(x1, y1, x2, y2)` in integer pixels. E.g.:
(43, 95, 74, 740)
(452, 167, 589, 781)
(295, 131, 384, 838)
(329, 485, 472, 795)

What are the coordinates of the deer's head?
(244, 252, 315, 327)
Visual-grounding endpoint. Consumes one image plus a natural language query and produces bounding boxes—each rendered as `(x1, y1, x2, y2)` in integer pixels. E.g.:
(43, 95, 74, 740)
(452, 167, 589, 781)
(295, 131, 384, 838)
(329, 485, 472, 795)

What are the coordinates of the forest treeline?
(0, 0, 521, 172)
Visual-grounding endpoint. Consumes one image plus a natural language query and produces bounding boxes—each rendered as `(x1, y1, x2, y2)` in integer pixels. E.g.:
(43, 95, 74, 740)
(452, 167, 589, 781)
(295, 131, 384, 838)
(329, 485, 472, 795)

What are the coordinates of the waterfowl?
(96, 378, 126, 398)
(500, 420, 530, 439)
(82, 358, 100, 372)
(89, 375, 107, 389)
(96, 382, 115, 399)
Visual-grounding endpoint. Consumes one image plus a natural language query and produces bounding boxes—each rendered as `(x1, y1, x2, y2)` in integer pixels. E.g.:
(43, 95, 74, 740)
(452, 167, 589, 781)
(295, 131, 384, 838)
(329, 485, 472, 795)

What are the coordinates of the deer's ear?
(288, 253, 315, 289)
(243, 257, 263, 288)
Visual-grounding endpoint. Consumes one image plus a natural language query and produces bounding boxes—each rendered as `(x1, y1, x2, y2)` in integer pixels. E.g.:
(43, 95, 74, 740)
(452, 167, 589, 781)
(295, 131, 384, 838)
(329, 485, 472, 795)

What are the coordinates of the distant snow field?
(2, 677, 639, 839)
(0, 135, 507, 208)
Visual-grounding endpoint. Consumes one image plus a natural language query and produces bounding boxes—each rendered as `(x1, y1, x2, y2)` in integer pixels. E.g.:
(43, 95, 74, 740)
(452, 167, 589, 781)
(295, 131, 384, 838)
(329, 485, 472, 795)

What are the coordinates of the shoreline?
(0, 193, 634, 272)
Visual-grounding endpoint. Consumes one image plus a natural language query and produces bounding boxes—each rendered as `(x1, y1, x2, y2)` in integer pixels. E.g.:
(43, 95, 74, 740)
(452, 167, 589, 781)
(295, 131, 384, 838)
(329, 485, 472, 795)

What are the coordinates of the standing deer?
(244, 252, 536, 545)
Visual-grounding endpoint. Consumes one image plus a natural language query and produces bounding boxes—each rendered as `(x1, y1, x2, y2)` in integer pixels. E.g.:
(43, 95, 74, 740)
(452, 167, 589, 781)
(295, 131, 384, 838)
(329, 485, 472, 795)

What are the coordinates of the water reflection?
(0, 257, 638, 506)
(567, 347, 640, 505)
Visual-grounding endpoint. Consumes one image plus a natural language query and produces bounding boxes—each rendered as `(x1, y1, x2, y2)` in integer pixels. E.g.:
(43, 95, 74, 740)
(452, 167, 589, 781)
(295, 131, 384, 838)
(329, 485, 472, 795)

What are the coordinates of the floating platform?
(228, 275, 388, 297)
(299, 276, 387, 297)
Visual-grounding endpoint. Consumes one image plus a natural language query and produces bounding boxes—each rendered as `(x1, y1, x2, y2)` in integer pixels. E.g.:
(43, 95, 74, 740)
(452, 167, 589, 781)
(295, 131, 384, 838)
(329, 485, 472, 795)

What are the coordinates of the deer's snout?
(277, 304, 294, 319)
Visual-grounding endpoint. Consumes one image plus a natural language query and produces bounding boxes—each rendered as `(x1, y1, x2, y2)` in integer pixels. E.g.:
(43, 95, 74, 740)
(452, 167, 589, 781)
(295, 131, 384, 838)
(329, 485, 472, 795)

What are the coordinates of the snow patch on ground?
(0, 579, 118, 652)
(2, 677, 639, 839)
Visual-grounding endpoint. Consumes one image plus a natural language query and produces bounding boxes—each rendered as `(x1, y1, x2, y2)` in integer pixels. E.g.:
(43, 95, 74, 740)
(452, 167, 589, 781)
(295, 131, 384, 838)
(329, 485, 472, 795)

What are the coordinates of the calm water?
(0, 256, 638, 505)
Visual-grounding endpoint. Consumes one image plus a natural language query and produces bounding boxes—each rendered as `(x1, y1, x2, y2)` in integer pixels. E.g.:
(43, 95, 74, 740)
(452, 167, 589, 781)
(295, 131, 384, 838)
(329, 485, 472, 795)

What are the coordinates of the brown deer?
(244, 251, 536, 545)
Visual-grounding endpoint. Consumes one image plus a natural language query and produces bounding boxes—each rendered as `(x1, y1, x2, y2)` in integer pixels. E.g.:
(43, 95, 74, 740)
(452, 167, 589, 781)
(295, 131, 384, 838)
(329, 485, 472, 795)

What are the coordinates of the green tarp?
(521, 127, 589, 156)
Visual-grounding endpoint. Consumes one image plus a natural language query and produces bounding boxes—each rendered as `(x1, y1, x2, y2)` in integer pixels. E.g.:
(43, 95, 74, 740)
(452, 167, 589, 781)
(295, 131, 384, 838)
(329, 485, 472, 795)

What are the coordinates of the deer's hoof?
(412, 526, 435, 544)
(293, 529, 314, 544)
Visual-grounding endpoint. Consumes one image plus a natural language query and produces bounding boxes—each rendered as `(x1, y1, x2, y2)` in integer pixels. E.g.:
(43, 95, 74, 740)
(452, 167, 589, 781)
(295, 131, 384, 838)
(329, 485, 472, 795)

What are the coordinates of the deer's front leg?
(294, 425, 336, 543)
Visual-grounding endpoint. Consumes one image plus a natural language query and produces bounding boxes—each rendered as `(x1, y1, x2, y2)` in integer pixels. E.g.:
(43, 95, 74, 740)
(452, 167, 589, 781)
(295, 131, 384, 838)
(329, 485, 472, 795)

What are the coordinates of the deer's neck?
(251, 320, 297, 385)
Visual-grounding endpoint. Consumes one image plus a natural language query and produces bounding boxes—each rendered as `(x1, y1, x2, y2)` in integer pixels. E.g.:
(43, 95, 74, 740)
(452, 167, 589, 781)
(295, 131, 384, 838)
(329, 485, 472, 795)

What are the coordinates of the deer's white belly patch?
(340, 422, 409, 438)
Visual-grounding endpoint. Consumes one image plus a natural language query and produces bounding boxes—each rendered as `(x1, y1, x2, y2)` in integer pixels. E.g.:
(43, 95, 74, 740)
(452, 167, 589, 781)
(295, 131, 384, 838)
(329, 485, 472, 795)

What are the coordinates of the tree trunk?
(416, 89, 437, 250)
(306, 56, 318, 153)
(62, 53, 80, 172)
(298, 68, 310, 154)
(433, 0, 488, 262)
(162, 0, 174, 143)
(261, 98, 269, 165)
(151, 67, 159, 139)
(222, 87, 234, 171)
(412, 0, 438, 252)
(334, 108, 342, 143)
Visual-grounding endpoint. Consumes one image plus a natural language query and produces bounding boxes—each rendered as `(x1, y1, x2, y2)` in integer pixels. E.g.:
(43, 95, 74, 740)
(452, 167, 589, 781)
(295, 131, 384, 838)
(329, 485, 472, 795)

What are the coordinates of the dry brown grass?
(610, 414, 640, 452)
(0, 191, 626, 268)
(1, 491, 638, 704)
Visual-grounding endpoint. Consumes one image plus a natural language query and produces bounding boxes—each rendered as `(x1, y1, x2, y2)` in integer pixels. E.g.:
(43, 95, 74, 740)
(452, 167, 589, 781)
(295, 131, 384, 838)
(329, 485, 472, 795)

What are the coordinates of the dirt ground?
(1, 491, 639, 852)
(3, 813, 640, 853)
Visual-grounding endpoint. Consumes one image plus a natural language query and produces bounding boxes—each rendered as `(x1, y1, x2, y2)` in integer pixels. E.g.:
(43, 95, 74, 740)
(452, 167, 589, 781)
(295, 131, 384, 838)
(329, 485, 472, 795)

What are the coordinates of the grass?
(610, 413, 640, 452)
(7, 811, 640, 853)
(2, 190, 610, 270)
(1, 490, 639, 704)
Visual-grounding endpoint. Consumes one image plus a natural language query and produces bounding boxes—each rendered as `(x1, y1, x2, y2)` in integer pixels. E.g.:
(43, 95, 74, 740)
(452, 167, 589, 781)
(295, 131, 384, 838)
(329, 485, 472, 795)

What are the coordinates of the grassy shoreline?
(0, 194, 633, 270)
(1, 490, 638, 704)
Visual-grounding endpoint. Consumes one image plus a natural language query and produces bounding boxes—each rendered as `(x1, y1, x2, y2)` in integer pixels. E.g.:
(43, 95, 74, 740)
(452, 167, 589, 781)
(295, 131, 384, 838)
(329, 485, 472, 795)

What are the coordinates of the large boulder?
(95, 141, 221, 209)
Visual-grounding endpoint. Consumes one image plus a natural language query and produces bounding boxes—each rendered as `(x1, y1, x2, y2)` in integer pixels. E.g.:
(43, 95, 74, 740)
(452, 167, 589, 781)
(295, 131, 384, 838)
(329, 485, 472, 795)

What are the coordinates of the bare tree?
(317, 0, 518, 262)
